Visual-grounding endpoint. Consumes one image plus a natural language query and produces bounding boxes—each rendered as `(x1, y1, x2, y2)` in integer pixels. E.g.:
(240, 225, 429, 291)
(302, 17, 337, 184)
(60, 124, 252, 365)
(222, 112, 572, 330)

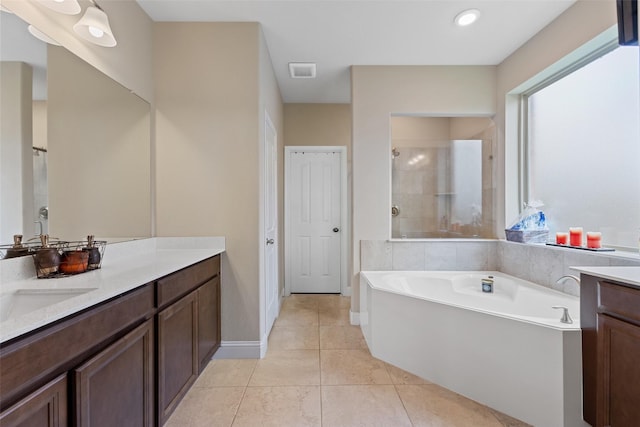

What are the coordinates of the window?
(522, 44, 639, 249)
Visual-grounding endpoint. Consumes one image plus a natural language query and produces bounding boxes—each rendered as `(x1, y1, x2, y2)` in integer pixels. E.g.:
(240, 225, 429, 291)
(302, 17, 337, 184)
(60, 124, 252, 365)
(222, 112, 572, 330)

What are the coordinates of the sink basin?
(0, 288, 97, 322)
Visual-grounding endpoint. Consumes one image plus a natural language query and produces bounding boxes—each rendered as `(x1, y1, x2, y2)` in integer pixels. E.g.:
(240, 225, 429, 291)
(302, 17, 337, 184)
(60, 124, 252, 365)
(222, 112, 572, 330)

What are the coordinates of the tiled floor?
(166, 294, 530, 427)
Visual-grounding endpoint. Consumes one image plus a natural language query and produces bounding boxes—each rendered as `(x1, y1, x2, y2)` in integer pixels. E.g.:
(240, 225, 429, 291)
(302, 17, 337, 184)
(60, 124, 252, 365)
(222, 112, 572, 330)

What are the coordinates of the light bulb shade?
(36, 0, 81, 15)
(28, 25, 61, 46)
(73, 6, 116, 47)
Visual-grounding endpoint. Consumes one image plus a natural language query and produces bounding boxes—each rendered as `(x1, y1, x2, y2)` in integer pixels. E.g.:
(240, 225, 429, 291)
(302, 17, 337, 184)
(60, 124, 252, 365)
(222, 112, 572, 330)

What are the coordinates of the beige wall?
(5, 0, 153, 102)
(351, 65, 497, 310)
(0, 62, 34, 242)
(154, 22, 284, 344)
(32, 101, 47, 150)
(47, 46, 151, 240)
(284, 104, 352, 158)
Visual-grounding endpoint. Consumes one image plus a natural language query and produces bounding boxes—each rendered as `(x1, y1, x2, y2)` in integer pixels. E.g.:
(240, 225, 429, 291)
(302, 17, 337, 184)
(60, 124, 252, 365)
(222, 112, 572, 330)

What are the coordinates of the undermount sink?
(0, 288, 97, 322)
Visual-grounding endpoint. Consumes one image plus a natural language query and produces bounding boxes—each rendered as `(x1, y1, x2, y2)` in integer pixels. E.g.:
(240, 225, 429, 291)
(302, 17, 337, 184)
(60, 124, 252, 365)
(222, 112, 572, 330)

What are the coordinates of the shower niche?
(391, 116, 495, 239)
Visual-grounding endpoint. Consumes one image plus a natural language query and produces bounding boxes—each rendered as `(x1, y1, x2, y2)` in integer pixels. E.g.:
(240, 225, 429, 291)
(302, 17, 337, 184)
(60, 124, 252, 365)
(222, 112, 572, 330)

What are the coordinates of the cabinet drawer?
(157, 256, 219, 308)
(598, 281, 640, 325)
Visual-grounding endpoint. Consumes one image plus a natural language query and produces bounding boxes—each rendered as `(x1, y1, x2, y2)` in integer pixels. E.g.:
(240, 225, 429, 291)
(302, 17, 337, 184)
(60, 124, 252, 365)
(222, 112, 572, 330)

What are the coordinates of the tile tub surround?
(361, 239, 640, 296)
(0, 237, 225, 343)
(165, 294, 529, 427)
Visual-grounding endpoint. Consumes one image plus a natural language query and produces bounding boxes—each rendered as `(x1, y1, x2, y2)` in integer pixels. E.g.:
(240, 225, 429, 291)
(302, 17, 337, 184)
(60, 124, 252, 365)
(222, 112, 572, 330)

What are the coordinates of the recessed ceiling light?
(289, 63, 317, 79)
(454, 9, 480, 27)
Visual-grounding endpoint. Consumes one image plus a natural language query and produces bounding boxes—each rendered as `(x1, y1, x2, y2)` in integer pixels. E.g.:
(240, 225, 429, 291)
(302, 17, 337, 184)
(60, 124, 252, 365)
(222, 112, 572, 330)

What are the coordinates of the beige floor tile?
(232, 386, 321, 427)
(249, 350, 320, 386)
(275, 306, 319, 326)
(281, 294, 321, 310)
(321, 385, 412, 427)
(194, 359, 257, 387)
(319, 307, 351, 326)
(164, 386, 244, 427)
(320, 349, 392, 385)
(385, 363, 430, 385)
(317, 294, 351, 310)
(268, 325, 319, 350)
(396, 384, 507, 427)
(489, 409, 532, 427)
(319, 325, 367, 350)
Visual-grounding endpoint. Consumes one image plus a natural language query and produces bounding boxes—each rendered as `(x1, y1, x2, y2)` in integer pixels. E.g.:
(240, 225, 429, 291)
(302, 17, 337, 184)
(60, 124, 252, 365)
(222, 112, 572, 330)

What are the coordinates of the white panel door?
(264, 114, 278, 334)
(288, 150, 341, 293)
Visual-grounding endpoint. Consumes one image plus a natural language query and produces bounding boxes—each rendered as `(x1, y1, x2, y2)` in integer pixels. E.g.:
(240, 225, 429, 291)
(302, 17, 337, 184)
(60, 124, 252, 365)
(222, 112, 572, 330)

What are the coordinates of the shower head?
(392, 147, 400, 159)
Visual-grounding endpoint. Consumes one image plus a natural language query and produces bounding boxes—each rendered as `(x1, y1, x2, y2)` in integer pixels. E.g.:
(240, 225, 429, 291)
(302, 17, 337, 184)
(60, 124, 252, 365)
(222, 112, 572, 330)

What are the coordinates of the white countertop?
(0, 237, 225, 343)
(571, 266, 640, 288)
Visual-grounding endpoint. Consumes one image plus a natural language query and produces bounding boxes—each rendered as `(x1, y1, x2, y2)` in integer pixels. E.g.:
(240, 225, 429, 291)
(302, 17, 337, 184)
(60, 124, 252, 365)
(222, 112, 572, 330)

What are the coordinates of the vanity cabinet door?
(157, 290, 198, 425)
(0, 374, 67, 427)
(74, 318, 154, 427)
(597, 314, 640, 427)
(197, 276, 221, 372)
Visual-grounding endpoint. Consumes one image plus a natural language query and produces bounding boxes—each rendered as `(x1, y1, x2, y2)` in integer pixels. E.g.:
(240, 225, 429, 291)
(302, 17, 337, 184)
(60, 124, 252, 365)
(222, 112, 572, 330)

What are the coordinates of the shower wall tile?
(607, 256, 640, 267)
(455, 242, 490, 270)
(527, 244, 564, 289)
(392, 243, 425, 270)
(360, 241, 392, 271)
(424, 243, 457, 270)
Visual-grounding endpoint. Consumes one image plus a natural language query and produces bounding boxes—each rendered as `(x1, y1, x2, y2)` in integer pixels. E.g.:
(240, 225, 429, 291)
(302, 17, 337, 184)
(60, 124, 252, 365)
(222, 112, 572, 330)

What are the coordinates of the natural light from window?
(527, 46, 639, 250)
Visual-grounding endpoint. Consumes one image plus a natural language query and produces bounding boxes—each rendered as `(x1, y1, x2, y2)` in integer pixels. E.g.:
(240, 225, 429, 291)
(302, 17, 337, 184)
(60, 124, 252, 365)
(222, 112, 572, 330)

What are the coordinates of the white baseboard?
(342, 286, 352, 297)
(350, 310, 360, 325)
(213, 341, 262, 359)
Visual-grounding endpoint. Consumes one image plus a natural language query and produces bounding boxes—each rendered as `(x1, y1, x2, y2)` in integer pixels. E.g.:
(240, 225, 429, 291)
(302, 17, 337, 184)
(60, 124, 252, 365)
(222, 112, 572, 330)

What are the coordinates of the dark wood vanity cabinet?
(156, 255, 221, 425)
(0, 254, 221, 427)
(0, 374, 68, 427)
(581, 275, 640, 427)
(75, 318, 155, 427)
(198, 275, 221, 372)
(157, 291, 198, 425)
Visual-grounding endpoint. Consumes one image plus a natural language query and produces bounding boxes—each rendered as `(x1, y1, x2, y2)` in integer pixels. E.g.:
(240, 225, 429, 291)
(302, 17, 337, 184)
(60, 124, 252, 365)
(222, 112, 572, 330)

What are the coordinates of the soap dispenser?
(34, 234, 61, 276)
(84, 235, 101, 270)
(5, 234, 29, 259)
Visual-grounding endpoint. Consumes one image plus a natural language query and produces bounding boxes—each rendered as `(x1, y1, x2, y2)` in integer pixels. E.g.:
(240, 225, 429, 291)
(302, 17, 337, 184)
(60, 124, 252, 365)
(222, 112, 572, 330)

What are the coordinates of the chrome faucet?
(555, 275, 580, 286)
(552, 306, 573, 324)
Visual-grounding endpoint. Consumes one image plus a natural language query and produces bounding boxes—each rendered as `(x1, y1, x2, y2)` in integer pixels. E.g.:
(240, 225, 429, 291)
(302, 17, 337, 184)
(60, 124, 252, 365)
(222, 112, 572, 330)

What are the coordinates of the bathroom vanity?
(577, 267, 640, 427)
(0, 238, 224, 427)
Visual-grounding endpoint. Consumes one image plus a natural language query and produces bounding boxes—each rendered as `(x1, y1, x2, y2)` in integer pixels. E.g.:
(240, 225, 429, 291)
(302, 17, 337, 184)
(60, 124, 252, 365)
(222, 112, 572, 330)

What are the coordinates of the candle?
(556, 232, 569, 245)
(569, 227, 583, 246)
(587, 232, 602, 249)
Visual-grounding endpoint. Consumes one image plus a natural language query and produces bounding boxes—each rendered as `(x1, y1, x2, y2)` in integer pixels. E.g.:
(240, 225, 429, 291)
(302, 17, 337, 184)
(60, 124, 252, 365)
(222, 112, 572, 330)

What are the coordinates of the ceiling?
(137, 0, 576, 104)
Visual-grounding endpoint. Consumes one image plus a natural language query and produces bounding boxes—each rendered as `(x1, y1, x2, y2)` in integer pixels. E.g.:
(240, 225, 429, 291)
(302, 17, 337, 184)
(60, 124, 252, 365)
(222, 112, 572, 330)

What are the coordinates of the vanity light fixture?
(454, 9, 481, 27)
(28, 24, 61, 46)
(73, 1, 116, 47)
(35, 0, 81, 15)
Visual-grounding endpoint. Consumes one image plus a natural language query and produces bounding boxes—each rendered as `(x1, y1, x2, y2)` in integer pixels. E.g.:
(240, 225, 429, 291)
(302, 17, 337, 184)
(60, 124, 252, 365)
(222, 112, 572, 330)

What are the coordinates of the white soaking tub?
(360, 271, 588, 427)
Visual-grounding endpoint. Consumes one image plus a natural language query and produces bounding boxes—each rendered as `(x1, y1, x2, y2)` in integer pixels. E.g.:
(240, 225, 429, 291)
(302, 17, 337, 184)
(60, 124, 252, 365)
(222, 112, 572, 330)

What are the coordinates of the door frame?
(284, 146, 348, 296)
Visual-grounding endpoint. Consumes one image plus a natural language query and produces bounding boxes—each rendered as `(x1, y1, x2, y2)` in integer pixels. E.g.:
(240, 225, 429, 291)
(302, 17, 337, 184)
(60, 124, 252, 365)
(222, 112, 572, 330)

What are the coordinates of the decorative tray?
(545, 243, 615, 252)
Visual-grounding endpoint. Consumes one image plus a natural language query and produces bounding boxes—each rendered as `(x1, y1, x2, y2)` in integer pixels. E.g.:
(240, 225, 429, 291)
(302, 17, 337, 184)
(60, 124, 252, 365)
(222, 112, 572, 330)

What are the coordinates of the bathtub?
(360, 271, 587, 427)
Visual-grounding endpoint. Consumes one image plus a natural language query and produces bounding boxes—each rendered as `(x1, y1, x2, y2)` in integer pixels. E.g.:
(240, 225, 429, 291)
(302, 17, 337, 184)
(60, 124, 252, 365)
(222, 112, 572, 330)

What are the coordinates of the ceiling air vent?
(288, 62, 316, 79)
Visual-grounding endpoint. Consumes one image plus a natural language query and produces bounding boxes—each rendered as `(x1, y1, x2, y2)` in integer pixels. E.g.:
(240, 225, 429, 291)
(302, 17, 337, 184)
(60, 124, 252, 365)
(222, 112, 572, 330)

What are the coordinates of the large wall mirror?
(391, 115, 496, 239)
(0, 10, 151, 250)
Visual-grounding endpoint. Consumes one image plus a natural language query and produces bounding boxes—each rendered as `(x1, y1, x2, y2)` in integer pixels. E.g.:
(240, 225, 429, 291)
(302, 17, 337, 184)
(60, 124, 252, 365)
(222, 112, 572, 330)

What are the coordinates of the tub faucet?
(555, 275, 580, 286)
(552, 306, 573, 324)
